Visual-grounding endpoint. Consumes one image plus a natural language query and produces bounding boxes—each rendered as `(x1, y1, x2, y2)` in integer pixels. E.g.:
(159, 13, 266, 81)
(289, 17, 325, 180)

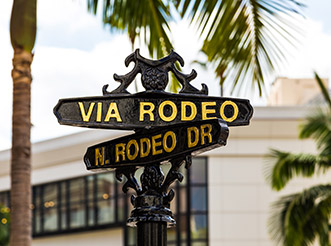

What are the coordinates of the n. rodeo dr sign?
(84, 119, 228, 169)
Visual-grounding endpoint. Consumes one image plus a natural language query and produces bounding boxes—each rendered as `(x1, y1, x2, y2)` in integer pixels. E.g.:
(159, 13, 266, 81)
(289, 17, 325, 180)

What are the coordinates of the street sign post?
(54, 49, 253, 246)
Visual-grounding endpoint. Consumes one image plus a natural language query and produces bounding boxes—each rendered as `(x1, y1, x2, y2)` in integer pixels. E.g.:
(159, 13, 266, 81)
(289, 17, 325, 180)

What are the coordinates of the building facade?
(268, 77, 329, 106)
(0, 106, 326, 246)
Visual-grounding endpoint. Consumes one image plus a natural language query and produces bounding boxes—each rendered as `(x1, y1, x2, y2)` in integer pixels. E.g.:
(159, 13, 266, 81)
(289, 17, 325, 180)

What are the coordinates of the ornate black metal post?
(133, 164, 170, 246)
(54, 49, 253, 246)
(116, 158, 187, 246)
(137, 221, 167, 246)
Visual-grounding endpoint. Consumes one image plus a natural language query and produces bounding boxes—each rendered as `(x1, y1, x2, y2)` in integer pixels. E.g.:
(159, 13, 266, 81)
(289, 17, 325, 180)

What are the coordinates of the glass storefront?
(0, 157, 208, 246)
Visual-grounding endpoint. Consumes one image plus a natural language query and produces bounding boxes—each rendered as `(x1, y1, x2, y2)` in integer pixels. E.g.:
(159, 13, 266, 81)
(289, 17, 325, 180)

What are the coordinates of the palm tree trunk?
(10, 47, 33, 246)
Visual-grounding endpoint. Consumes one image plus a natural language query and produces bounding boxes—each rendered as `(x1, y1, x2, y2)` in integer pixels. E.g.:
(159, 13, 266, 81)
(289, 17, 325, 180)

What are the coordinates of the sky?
(1, 0, 331, 150)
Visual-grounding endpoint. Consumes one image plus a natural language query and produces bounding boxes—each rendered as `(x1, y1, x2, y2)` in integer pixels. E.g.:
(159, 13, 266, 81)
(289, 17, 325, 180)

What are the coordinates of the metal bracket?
(115, 156, 191, 228)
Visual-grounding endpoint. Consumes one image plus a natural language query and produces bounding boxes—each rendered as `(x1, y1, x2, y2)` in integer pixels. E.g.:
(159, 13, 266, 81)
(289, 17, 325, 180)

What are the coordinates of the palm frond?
(299, 108, 331, 158)
(10, 0, 37, 52)
(314, 72, 331, 108)
(265, 149, 330, 191)
(297, 73, 331, 160)
(269, 185, 331, 246)
(176, 0, 304, 96)
(87, 0, 173, 58)
(266, 74, 331, 246)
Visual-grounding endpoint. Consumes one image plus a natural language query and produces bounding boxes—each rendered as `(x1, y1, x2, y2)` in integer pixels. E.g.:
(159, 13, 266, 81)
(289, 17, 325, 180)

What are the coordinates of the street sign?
(54, 49, 254, 245)
(84, 119, 228, 170)
(54, 91, 253, 130)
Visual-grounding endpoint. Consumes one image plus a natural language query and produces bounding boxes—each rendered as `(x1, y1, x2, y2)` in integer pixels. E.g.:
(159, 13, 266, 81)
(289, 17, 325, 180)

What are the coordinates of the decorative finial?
(103, 49, 208, 95)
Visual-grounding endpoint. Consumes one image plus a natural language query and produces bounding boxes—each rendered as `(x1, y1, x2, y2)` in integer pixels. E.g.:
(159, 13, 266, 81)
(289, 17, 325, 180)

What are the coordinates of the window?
(0, 157, 208, 246)
(69, 178, 85, 228)
(43, 183, 59, 232)
(30, 173, 126, 236)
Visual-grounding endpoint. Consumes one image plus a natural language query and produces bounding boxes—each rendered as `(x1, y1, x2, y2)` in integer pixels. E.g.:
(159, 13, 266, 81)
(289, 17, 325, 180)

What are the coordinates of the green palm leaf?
(176, 0, 304, 96)
(269, 185, 331, 246)
(267, 72, 331, 245)
(87, 0, 173, 58)
(300, 108, 331, 157)
(314, 72, 331, 108)
(10, 0, 37, 52)
(265, 149, 330, 191)
(299, 73, 331, 158)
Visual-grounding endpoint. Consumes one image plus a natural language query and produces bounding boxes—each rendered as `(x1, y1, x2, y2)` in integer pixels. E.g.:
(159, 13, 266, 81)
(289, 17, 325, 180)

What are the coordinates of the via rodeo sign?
(54, 49, 253, 170)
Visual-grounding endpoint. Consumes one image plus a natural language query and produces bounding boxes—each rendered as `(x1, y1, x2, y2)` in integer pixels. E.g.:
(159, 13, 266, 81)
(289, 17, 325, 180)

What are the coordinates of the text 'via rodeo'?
(78, 100, 239, 123)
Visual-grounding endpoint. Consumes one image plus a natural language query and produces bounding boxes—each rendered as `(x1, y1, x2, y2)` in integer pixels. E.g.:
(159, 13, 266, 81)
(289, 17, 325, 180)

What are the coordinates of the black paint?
(137, 222, 167, 246)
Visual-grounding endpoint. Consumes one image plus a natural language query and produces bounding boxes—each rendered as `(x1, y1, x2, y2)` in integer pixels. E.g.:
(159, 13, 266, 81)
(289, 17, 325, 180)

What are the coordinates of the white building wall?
(32, 228, 123, 246)
(268, 77, 329, 106)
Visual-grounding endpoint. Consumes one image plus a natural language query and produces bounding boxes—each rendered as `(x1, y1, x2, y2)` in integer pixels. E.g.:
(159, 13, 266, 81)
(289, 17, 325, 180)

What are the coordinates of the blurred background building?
(268, 77, 329, 106)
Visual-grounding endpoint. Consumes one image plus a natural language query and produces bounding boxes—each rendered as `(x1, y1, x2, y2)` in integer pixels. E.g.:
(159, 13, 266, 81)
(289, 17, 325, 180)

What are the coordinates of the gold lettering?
(181, 101, 197, 121)
(96, 102, 102, 122)
(201, 124, 212, 145)
(220, 101, 239, 122)
(163, 131, 176, 153)
(152, 134, 163, 155)
(95, 147, 105, 166)
(159, 101, 177, 122)
(127, 140, 139, 161)
(140, 138, 151, 157)
(78, 102, 95, 122)
(140, 102, 155, 121)
(104, 103, 122, 122)
(115, 143, 126, 162)
(187, 127, 199, 148)
(202, 102, 216, 120)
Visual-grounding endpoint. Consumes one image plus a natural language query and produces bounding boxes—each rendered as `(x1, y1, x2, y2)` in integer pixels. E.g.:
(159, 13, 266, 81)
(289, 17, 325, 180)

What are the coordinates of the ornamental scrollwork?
(103, 49, 208, 95)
